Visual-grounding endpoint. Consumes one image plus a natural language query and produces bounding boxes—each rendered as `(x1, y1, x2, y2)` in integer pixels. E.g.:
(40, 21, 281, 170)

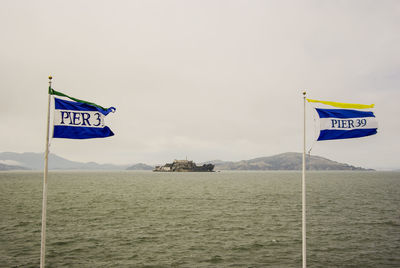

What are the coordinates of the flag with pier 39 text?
(53, 97, 115, 139)
(307, 99, 377, 141)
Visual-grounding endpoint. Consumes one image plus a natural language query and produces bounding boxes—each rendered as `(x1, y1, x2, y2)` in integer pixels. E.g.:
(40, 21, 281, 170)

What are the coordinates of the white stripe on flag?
(320, 117, 378, 131)
(54, 109, 105, 128)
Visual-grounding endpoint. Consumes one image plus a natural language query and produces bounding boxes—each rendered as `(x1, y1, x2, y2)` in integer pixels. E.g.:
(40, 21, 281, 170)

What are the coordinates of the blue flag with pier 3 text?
(53, 97, 115, 139)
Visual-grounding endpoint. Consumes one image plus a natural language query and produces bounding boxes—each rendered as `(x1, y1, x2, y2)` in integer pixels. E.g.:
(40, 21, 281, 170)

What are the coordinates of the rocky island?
(154, 160, 214, 172)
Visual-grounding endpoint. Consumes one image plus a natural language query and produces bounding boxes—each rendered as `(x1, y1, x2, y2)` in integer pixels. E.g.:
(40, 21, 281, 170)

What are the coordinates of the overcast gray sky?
(1, 0, 399, 170)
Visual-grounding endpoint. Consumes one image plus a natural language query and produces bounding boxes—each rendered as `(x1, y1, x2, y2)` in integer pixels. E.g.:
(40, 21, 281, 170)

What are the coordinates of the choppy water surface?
(1, 171, 399, 267)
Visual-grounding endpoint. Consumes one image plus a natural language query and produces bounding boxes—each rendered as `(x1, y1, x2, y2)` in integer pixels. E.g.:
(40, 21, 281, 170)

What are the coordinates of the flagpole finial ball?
(303, 91, 306, 96)
(48, 76, 52, 80)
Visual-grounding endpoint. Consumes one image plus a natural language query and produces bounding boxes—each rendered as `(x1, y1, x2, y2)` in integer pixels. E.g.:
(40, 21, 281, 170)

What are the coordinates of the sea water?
(0, 171, 399, 267)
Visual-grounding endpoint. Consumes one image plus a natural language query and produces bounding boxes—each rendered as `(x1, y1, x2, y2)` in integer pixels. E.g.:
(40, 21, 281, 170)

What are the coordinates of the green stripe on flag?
(49, 87, 110, 111)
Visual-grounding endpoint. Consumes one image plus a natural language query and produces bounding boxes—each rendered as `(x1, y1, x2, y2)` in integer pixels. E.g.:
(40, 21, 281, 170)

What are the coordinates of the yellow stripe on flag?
(307, 99, 374, 109)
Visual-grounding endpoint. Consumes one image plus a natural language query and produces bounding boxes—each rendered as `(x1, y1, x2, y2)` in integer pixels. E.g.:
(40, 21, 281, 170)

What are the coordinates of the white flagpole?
(302, 91, 307, 268)
(40, 76, 52, 268)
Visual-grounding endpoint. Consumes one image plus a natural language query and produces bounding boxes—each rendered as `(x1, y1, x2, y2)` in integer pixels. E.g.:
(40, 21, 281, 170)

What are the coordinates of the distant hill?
(0, 152, 373, 171)
(0, 152, 129, 170)
(210, 152, 372, 171)
(0, 162, 30, 171)
(126, 163, 154, 170)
